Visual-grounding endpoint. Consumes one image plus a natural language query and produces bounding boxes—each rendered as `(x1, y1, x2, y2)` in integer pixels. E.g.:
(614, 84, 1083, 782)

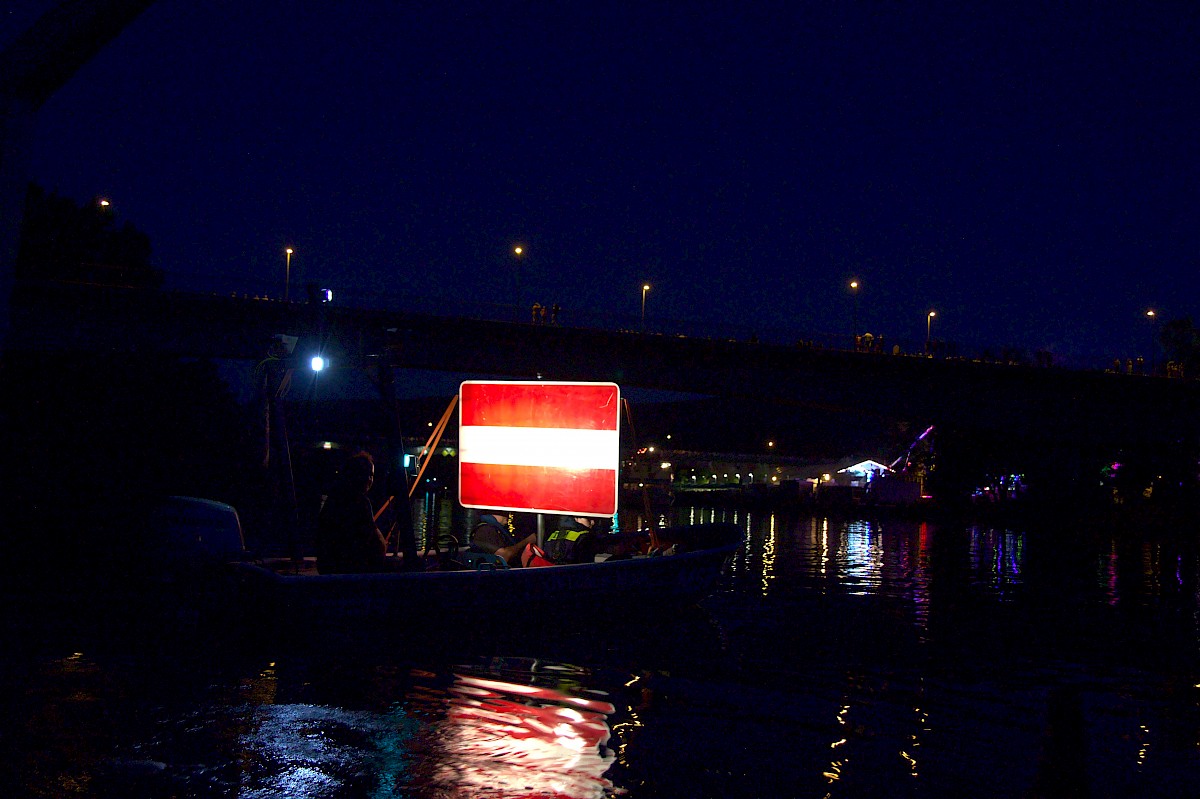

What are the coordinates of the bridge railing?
(20, 273, 1158, 374)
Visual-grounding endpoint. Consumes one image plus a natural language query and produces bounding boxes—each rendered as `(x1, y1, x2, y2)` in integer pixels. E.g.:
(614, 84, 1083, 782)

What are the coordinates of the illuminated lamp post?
(641, 283, 650, 331)
(850, 279, 859, 348)
(513, 246, 524, 318)
(926, 310, 936, 355)
(1146, 309, 1158, 375)
(284, 247, 294, 302)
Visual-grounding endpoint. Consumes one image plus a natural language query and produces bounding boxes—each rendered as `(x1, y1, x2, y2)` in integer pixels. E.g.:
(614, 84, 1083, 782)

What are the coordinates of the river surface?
(4, 507, 1199, 798)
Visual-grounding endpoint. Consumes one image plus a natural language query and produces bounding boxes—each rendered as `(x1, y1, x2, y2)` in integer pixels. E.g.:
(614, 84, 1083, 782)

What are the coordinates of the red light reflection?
(427, 671, 617, 797)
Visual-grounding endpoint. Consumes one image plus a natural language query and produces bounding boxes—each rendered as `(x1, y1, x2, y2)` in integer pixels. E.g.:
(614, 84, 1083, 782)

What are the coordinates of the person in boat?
(470, 510, 536, 566)
(316, 451, 392, 574)
(544, 515, 602, 564)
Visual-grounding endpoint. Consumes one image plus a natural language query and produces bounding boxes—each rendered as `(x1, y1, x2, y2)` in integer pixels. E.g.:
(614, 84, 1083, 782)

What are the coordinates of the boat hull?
(233, 523, 741, 633)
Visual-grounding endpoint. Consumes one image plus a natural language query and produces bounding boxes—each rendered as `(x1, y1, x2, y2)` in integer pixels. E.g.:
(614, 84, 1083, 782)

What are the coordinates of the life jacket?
(544, 525, 593, 564)
(470, 516, 516, 555)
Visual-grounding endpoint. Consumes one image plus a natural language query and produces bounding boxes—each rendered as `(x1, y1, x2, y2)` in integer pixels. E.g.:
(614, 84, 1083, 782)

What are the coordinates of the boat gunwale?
(233, 524, 743, 584)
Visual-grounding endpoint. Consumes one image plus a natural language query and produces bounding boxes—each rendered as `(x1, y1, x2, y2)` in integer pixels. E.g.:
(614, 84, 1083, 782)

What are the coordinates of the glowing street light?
(284, 248, 294, 302)
(926, 310, 936, 355)
(1146, 309, 1159, 374)
(641, 283, 650, 331)
(850, 279, 860, 347)
(513, 245, 524, 313)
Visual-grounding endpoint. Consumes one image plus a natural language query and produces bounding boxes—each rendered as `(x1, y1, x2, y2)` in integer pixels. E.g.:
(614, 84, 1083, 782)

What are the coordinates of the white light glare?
(311, 356, 326, 372)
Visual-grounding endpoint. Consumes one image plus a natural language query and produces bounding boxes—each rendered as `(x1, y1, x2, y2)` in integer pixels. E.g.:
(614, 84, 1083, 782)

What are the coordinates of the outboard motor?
(146, 496, 247, 572)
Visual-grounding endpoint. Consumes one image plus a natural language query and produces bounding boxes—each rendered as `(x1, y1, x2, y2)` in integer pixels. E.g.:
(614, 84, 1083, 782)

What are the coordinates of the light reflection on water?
(724, 515, 1029, 608)
(7, 653, 620, 798)
(238, 701, 416, 798)
(6, 509, 1200, 798)
(967, 526, 1024, 600)
(695, 508, 1200, 796)
(434, 668, 615, 797)
(244, 659, 621, 799)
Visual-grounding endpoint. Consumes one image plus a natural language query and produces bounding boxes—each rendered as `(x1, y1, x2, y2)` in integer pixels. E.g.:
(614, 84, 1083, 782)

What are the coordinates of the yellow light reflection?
(760, 513, 777, 596)
(820, 519, 830, 578)
(1136, 724, 1151, 768)
(824, 701, 852, 784)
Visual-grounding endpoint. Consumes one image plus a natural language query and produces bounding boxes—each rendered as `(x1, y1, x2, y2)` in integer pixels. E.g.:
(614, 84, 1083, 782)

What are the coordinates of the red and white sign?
(458, 381, 621, 516)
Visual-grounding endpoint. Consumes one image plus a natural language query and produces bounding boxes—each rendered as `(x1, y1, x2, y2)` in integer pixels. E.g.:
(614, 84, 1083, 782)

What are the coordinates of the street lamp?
(641, 283, 651, 331)
(513, 245, 524, 316)
(926, 310, 936, 355)
(284, 248, 294, 302)
(850, 279, 859, 348)
(1146, 309, 1158, 375)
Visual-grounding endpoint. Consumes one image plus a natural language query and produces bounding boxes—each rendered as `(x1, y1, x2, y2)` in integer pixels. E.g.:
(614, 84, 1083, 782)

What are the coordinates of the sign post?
(458, 382, 621, 533)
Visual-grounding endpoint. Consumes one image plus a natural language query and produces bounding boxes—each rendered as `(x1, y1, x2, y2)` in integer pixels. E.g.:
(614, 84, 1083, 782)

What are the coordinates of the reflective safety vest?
(545, 526, 591, 564)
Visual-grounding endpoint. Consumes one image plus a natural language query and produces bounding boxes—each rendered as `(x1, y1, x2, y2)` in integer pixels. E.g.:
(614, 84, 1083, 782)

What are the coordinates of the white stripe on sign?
(460, 426, 619, 470)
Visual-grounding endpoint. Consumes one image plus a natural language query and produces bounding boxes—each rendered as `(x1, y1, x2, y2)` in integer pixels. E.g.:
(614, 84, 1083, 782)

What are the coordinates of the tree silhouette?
(16, 183, 162, 288)
(1159, 316, 1200, 377)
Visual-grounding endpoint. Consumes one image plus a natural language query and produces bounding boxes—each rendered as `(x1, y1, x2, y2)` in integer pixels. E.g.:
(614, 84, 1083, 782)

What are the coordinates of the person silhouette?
(316, 451, 390, 574)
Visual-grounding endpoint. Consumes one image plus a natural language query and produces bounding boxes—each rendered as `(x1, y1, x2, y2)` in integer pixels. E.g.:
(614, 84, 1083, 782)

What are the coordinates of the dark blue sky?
(14, 1, 1200, 366)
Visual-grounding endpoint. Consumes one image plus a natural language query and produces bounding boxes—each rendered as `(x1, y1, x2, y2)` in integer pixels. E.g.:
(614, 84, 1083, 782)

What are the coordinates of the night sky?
(11, 1, 1200, 367)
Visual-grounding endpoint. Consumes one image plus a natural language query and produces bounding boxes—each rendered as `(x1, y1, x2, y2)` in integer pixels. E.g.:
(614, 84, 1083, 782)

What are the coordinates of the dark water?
(4, 508, 1199, 798)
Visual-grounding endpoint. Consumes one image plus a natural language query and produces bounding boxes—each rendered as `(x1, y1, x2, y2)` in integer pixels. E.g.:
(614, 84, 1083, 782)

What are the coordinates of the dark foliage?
(2, 353, 258, 569)
(1159, 316, 1200, 377)
(16, 183, 162, 288)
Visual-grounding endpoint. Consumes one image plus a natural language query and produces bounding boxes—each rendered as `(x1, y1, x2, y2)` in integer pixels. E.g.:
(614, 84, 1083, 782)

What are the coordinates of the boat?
(233, 521, 743, 633)
(150, 496, 743, 635)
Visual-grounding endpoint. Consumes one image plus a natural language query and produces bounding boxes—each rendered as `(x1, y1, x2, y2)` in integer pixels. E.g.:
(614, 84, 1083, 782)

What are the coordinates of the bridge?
(10, 281, 1198, 480)
(5, 3, 1197, 504)
(7, 2, 1195, 542)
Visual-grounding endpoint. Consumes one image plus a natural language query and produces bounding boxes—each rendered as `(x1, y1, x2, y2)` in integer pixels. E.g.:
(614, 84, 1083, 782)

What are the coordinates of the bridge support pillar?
(374, 361, 421, 566)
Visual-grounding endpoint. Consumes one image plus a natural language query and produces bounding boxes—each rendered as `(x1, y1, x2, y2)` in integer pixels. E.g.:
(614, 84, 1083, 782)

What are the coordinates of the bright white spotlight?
(311, 356, 326, 372)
